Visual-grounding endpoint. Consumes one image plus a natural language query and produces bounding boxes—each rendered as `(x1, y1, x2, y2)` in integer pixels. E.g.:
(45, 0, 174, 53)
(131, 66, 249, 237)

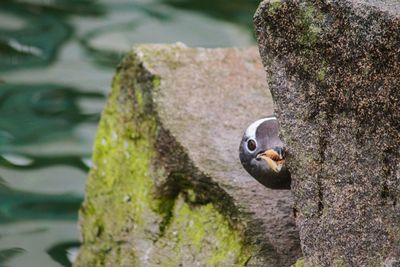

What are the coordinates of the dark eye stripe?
(247, 139, 257, 152)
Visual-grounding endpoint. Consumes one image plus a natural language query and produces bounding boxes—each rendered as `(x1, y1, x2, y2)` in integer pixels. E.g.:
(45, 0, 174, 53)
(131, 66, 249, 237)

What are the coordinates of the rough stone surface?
(255, 0, 400, 266)
(74, 44, 301, 267)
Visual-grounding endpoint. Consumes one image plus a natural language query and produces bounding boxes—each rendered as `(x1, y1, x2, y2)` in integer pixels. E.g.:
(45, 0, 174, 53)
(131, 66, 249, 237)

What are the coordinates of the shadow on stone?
(75, 44, 301, 266)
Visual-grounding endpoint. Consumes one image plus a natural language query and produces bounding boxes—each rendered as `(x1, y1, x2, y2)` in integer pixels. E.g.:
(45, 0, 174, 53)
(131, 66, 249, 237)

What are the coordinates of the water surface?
(0, 1, 258, 266)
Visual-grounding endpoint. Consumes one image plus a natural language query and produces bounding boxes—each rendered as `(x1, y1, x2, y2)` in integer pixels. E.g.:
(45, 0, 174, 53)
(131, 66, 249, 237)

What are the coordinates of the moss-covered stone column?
(74, 44, 301, 267)
(255, 0, 400, 266)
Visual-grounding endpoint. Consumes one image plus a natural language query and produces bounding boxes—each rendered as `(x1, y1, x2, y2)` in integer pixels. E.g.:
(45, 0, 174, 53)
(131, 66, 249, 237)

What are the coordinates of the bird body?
(239, 117, 291, 189)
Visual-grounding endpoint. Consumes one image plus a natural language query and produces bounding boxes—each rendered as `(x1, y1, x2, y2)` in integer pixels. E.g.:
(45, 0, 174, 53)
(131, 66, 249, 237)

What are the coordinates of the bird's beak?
(256, 149, 285, 173)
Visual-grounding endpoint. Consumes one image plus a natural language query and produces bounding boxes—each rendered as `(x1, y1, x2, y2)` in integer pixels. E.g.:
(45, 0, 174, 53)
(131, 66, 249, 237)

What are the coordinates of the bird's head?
(239, 117, 291, 189)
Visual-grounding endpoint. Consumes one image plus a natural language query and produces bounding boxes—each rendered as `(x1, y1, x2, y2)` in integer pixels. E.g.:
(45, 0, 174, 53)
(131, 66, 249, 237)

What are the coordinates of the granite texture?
(255, 0, 400, 265)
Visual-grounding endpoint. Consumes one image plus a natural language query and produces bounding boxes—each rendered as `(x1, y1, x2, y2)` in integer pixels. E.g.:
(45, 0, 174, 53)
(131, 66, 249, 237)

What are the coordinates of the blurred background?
(0, 0, 259, 266)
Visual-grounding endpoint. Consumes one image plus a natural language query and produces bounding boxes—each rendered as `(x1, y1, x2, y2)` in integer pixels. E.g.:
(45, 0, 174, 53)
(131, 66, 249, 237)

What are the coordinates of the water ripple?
(0, 83, 104, 146)
(0, 247, 26, 267)
(0, 3, 71, 72)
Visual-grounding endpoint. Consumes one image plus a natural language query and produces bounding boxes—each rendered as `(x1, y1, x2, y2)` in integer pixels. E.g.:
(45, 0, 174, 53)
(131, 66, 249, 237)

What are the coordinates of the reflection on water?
(0, 248, 25, 265)
(0, 3, 71, 72)
(0, 84, 102, 146)
(0, 0, 258, 266)
(0, 180, 81, 223)
(47, 241, 80, 267)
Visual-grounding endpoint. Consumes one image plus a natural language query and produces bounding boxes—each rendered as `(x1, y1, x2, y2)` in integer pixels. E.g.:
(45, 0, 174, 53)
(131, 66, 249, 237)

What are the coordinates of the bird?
(239, 117, 291, 189)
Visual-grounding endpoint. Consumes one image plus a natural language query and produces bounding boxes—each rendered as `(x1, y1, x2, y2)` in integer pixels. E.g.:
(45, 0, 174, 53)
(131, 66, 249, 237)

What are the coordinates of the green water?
(0, 0, 258, 266)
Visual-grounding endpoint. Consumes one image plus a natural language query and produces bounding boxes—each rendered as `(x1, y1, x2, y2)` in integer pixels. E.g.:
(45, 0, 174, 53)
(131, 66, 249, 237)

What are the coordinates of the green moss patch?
(296, 2, 325, 46)
(291, 258, 305, 267)
(152, 195, 251, 266)
(268, 0, 283, 14)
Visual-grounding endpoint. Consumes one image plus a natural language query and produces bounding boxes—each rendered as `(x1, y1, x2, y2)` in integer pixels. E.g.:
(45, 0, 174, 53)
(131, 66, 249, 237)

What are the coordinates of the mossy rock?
(74, 44, 301, 267)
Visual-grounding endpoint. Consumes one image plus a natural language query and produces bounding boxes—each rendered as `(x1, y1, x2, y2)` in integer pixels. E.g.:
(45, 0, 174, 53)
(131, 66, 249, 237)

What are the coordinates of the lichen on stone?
(291, 258, 305, 267)
(317, 63, 327, 81)
(295, 1, 325, 46)
(152, 194, 251, 266)
(268, 0, 283, 14)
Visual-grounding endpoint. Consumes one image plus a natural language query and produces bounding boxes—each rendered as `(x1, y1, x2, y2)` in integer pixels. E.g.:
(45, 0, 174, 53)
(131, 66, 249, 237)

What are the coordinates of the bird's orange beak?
(257, 149, 285, 173)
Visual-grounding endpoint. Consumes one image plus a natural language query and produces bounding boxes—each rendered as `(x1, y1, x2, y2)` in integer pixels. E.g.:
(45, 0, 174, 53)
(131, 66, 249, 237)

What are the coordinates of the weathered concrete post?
(255, 0, 400, 265)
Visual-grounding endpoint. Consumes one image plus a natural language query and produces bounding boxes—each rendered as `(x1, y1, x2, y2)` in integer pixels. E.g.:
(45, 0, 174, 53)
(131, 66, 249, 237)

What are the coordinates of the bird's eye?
(247, 139, 257, 152)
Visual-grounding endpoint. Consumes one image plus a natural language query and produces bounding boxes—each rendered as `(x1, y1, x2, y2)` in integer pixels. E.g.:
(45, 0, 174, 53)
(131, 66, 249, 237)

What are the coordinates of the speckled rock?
(255, 0, 400, 266)
(74, 44, 301, 267)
